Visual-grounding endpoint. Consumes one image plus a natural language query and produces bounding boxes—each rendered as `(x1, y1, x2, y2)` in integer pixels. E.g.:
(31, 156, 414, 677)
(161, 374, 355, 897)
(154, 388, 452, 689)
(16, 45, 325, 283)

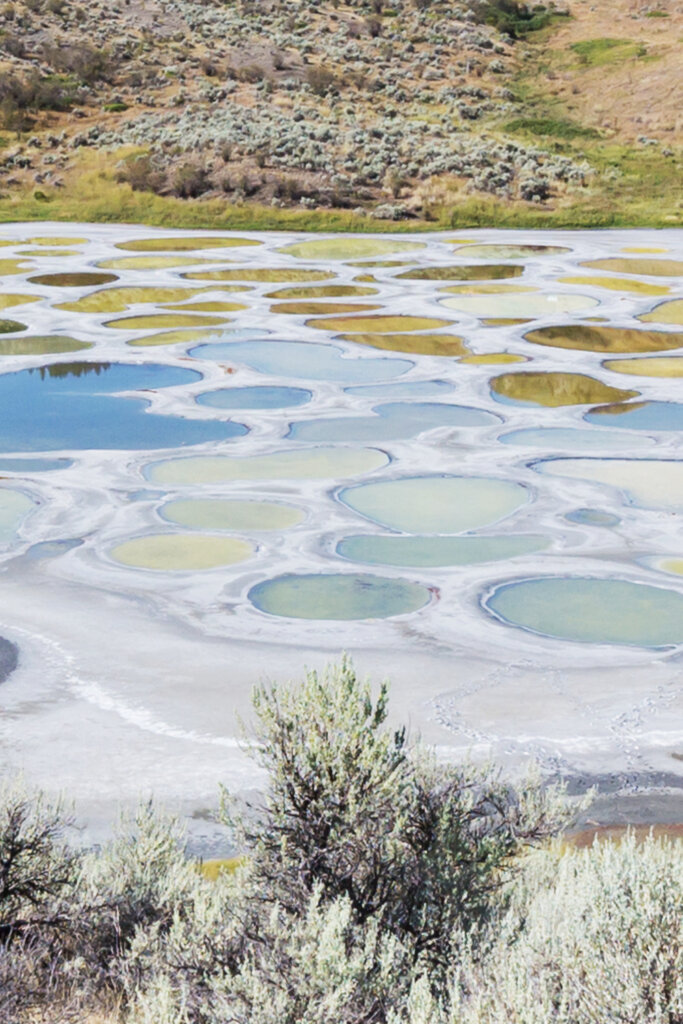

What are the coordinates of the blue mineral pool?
(485, 576, 683, 647)
(585, 401, 683, 431)
(565, 508, 621, 527)
(0, 457, 73, 472)
(248, 572, 431, 619)
(288, 402, 499, 443)
(196, 385, 311, 411)
(337, 533, 549, 567)
(189, 340, 413, 382)
(339, 476, 528, 533)
(0, 362, 248, 451)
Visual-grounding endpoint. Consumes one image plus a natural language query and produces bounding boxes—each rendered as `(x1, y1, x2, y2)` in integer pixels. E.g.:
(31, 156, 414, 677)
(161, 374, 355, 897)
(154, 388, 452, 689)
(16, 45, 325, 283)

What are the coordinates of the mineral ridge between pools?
(1, 224, 683, 813)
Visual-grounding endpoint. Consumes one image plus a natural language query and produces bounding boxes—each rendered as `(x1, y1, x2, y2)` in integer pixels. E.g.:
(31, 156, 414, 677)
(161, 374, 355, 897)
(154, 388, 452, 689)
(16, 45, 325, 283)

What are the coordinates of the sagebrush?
(0, 660, 681, 1023)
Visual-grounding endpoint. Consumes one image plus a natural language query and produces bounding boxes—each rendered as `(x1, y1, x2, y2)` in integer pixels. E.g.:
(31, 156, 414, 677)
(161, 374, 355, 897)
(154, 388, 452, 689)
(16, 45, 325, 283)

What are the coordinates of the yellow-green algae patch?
(524, 324, 683, 353)
(271, 301, 382, 316)
(25, 236, 88, 246)
(265, 285, 379, 299)
(0, 294, 42, 309)
(161, 499, 304, 531)
(127, 327, 231, 348)
(183, 268, 335, 283)
(454, 244, 570, 259)
(0, 260, 34, 276)
(19, 249, 80, 257)
(199, 858, 244, 880)
(491, 371, 638, 407)
(104, 313, 229, 330)
(461, 353, 527, 364)
(116, 236, 261, 252)
(442, 292, 598, 318)
(97, 255, 221, 271)
(307, 314, 453, 333)
(278, 237, 425, 260)
(481, 318, 533, 326)
(162, 300, 248, 313)
(0, 335, 92, 356)
(109, 533, 254, 570)
(396, 264, 523, 281)
(347, 259, 417, 268)
(604, 357, 683, 377)
(558, 275, 670, 296)
(146, 447, 389, 485)
(621, 247, 669, 254)
(638, 300, 683, 325)
(339, 332, 467, 357)
(55, 287, 217, 314)
(580, 258, 683, 277)
(29, 272, 117, 288)
(652, 558, 683, 577)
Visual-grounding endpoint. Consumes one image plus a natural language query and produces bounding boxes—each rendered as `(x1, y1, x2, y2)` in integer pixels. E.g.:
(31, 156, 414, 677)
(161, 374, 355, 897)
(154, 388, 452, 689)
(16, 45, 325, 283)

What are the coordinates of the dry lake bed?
(1, 223, 682, 849)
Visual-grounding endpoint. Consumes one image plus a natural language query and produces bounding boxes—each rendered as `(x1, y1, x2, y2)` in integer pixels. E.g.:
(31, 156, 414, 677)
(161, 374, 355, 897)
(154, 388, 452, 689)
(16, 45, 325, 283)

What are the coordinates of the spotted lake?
(1, 224, 682, 848)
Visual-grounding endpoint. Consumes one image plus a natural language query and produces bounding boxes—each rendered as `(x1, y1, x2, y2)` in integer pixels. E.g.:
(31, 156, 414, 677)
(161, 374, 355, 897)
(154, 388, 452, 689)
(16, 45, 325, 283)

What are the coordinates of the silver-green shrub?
(225, 656, 569, 973)
(449, 834, 683, 1024)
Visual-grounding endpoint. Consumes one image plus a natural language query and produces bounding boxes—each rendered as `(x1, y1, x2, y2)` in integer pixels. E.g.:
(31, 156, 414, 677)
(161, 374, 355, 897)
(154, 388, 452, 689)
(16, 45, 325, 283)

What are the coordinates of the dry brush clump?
(0, 661, 682, 1023)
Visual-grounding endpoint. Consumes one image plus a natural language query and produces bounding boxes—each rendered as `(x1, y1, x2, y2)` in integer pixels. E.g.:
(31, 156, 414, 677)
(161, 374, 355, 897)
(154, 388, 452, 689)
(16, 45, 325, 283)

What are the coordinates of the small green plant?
(571, 37, 647, 65)
(504, 116, 600, 140)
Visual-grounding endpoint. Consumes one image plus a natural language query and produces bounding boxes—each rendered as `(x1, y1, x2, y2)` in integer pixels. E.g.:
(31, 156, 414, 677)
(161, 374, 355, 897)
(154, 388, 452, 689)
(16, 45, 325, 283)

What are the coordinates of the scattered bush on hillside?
(472, 0, 565, 38)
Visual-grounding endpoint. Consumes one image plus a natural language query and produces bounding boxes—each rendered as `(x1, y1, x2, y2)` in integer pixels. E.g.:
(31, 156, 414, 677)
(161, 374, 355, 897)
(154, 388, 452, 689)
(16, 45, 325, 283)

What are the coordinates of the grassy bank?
(1, 146, 680, 233)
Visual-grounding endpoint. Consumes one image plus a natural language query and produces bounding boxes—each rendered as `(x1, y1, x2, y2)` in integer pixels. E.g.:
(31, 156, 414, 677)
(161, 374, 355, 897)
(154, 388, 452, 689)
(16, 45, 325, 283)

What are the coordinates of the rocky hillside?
(0, 0, 680, 225)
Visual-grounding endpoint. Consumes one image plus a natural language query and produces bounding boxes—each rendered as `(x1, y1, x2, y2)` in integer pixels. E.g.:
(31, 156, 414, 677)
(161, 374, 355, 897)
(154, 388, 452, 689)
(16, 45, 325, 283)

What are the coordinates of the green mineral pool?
(453, 244, 571, 259)
(55, 287, 224, 314)
(486, 576, 683, 647)
(109, 533, 255, 570)
(278, 238, 425, 260)
(490, 372, 637, 407)
(339, 333, 467, 356)
(29, 273, 118, 287)
(339, 476, 528, 533)
(0, 335, 92, 356)
(638, 300, 683, 325)
(146, 447, 389, 485)
(524, 324, 683, 353)
(604, 357, 683, 377)
(115, 236, 261, 252)
(337, 533, 548, 567)
(395, 264, 523, 281)
(248, 572, 431, 619)
(0, 294, 42, 310)
(580, 258, 683, 277)
(0, 488, 35, 544)
(159, 499, 304, 531)
(308, 315, 453, 333)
